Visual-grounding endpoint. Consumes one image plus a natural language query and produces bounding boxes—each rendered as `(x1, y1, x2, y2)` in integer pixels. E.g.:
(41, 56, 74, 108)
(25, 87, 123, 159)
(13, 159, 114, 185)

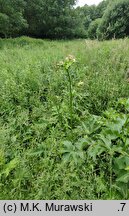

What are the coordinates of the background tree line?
(0, 0, 129, 39)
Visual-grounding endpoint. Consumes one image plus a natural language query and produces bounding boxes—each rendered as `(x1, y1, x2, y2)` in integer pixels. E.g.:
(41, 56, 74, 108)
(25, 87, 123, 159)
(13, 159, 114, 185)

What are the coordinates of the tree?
(75, 1, 109, 37)
(42, 0, 77, 38)
(0, 13, 9, 37)
(0, 0, 28, 37)
(88, 18, 101, 39)
(24, 0, 78, 38)
(98, 0, 129, 39)
(95, 0, 109, 18)
(24, 0, 44, 37)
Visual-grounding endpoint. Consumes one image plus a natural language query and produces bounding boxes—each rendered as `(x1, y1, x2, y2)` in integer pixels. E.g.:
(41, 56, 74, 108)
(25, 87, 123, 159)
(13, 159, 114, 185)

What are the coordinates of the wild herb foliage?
(0, 37, 129, 199)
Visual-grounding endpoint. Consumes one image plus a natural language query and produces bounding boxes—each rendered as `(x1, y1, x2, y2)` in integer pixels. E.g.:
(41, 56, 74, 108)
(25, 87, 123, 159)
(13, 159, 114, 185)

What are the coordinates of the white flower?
(65, 55, 76, 62)
(77, 81, 84, 86)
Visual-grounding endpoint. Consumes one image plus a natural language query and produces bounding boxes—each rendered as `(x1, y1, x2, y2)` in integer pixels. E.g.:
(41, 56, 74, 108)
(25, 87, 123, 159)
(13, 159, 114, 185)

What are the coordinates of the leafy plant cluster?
(62, 99, 129, 199)
(0, 37, 129, 199)
(59, 51, 129, 199)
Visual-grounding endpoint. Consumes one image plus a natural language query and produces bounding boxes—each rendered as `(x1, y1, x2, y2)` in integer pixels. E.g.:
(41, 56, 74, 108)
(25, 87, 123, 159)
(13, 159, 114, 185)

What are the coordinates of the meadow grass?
(0, 37, 129, 199)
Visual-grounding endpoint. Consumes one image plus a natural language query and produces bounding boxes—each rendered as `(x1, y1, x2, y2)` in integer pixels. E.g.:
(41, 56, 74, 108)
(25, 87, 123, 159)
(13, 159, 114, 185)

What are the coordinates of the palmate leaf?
(81, 115, 102, 135)
(63, 141, 74, 150)
(88, 143, 106, 161)
(113, 156, 129, 182)
(61, 140, 84, 164)
(75, 137, 92, 150)
(62, 151, 83, 164)
(111, 146, 123, 154)
(102, 127, 120, 140)
(116, 172, 129, 183)
(27, 142, 48, 157)
(98, 134, 112, 150)
(114, 156, 129, 170)
(125, 138, 129, 146)
(62, 152, 71, 162)
(106, 115, 127, 134)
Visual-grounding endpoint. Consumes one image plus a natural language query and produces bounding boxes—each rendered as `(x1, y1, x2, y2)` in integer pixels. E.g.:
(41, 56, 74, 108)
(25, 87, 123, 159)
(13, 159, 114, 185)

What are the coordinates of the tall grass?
(0, 37, 129, 199)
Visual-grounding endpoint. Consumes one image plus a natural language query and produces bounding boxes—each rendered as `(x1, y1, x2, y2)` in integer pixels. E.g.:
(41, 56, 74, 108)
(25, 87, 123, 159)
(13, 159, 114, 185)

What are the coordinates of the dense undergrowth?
(0, 37, 129, 199)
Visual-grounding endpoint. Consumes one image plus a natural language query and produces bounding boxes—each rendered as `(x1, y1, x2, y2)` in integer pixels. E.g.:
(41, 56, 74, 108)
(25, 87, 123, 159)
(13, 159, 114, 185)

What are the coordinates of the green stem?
(109, 155, 113, 199)
(66, 68, 73, 127)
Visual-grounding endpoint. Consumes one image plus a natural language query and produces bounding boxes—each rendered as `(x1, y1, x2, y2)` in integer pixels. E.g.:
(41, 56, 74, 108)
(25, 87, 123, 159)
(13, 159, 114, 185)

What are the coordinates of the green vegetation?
(98, 0, 129, 40)
(1, 0, 129, 39)
(1, 37, 129, 199)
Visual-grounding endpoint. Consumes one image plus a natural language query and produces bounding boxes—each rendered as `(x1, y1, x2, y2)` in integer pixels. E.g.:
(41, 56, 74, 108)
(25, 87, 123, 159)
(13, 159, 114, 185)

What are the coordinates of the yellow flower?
(77, 81, 84, 86)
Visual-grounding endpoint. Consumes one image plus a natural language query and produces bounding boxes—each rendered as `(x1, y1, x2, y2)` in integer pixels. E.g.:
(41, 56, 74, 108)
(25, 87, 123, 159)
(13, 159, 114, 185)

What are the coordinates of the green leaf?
(27, 150, 43, 156)
(3, 158, 19, 177)
(116, 172, 129, 183)
(88, 143, 106, 160)
(63, 141, 73, 150)
(75, 137, 91, 150)
(114, 156, 129, 175)
(62, 140, 84, 164)
(98, 134, 111, 150)
(125, 138, 129, 146)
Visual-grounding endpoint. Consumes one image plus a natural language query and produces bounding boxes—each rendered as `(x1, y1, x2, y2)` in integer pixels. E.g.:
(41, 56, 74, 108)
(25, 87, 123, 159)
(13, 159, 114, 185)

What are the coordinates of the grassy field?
(0, 37, 129, 199)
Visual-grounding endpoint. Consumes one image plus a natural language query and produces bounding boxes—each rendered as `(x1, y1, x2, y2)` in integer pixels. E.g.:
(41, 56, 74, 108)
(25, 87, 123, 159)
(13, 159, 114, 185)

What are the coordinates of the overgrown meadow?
(0, 37, 129, 199)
